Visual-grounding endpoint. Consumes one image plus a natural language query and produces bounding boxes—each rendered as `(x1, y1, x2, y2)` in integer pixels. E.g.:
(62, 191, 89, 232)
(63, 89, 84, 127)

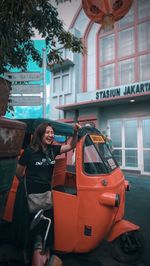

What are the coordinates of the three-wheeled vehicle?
(0, 118, 144, 265)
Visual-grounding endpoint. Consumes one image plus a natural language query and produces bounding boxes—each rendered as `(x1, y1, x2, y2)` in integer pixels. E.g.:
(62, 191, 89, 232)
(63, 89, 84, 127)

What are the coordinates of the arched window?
(86, 0, 150, 91)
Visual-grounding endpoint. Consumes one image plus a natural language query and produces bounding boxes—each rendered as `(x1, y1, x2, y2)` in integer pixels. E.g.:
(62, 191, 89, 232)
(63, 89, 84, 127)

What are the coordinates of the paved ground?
(0, 171, 149, 266)
(124, 172, 150, 266)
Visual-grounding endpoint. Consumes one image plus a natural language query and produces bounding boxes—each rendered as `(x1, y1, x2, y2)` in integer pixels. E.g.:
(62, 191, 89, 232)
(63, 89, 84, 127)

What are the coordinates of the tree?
(0, 0, 84, 74)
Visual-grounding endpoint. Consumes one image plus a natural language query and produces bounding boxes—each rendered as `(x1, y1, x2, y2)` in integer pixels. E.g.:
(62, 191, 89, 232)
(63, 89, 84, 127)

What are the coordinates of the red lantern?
(82, 0, 133, 31)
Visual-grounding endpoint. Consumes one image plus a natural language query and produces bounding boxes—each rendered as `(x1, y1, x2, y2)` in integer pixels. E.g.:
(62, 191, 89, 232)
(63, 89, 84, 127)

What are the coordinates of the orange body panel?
(73, 190, 116, 252)
(107, 219, 140, 242)
(53, 187, 117, 253)
(2, 149, 24, 222)
(51, 158, 67, 188)
(2, 176, 19, 222)
(53, 137, 130, 253)
(53, 190, 78, 252)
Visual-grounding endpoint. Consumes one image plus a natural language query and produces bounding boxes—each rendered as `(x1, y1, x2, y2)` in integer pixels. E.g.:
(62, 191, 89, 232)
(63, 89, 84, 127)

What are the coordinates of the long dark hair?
(31, 122, 53, 151)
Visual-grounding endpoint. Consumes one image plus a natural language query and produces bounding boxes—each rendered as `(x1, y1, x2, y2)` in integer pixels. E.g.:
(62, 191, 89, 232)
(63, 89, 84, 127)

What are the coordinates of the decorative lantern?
(82, 0, 133, 31)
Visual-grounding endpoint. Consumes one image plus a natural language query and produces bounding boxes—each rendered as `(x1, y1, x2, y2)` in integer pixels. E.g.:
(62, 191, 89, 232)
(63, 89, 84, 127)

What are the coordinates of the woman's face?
(42, 126, 54, 145)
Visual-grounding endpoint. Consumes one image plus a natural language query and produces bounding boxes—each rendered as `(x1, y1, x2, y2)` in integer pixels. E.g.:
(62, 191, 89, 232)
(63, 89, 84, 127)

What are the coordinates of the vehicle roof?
(17, 118, 102, 138)
(18, 118, 75, 136)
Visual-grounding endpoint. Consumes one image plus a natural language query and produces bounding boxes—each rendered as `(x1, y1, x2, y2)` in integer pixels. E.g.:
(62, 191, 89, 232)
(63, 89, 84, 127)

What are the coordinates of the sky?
(55, 0, 81, 29)
(34, 0, 81, 39)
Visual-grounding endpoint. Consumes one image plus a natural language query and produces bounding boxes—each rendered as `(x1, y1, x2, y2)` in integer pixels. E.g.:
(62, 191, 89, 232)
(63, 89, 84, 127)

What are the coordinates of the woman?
(16, 122, 80, 190)
(11, 122, 80, 257)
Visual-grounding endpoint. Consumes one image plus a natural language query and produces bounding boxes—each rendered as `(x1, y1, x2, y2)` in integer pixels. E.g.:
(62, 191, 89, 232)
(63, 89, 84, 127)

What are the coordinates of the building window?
(62, 74, 69, 92)
(125, 120, 137, 148)
(137, 0, 150, 19)
(53, 77, 60, 94)
(118, 58, 135, 85)
(109, 118, 150, 173)
(109, 119, 138, 169)
(109, 120, 122, 166)
(143, 151, 150, 172)
(124, 120, 138, 168)
(100, 34, 115, 63)
(139, 54, 150, 81)
(125, 150, 138, 167)
(143, 119, 150, 149)
(52, 68, 70, 95)
(109, 120, 122, 148)
(118, 28, 135, 58)
(113, 150, 122, 166)
(97, 0, 150, 90)
(118, 3, 134, 28)
(100, 64, 115, 89)
(138, 21, 150, 52)
(142, 119, 150, 172)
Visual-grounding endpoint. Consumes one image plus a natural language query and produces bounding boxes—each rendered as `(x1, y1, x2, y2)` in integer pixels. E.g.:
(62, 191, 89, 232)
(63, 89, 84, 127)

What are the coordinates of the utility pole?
(42, 48, 47, 118)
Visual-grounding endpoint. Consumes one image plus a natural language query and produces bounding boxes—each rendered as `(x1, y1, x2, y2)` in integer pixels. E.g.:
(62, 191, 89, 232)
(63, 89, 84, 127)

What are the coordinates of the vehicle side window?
(98, 143, 118, 171)
(83, 137, 107, 175)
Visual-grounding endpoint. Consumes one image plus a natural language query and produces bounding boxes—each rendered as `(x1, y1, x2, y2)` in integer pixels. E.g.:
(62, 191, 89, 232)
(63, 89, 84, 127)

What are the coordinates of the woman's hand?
(60, 123, 81, 154)
(74, 123, 81, 133)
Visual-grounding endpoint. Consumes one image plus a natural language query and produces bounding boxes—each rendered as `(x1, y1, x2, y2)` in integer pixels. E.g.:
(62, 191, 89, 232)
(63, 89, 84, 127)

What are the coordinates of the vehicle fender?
(107, 219, 140, 242)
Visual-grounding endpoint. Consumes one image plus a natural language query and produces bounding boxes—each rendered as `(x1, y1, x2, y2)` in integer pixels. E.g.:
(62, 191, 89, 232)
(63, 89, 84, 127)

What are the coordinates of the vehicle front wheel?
(110, 230, 145, 264)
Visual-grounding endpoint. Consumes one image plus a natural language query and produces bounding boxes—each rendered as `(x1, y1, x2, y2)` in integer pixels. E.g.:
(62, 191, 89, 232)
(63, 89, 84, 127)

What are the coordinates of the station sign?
(11, 84, 42, 94)
(9, 96, 42, 106)
(4, 72, 42, 82)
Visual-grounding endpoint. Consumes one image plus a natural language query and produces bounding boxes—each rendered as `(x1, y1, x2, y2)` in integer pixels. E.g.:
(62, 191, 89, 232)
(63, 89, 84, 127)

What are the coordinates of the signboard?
(77, 81, 150, 103)
(95, 81, 150, 100)
(4, 72, 42, 82)
(4, 69, 46, 117)
(11, 84, 42, 94)
(9, 96, 42, 106)
(90, 135, 105, 143)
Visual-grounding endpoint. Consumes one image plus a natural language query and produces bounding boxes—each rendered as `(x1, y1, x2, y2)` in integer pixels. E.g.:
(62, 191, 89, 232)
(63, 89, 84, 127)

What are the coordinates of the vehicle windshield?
(83, 134, 118, 175)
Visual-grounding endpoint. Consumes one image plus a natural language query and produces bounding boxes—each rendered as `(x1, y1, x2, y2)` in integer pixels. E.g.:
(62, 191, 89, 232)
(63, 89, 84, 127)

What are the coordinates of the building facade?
(49, 0, 150, 175)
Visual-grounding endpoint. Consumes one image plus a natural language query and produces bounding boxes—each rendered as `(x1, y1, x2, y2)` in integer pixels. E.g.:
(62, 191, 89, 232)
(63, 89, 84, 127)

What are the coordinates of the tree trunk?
(0, 77, 11, 116)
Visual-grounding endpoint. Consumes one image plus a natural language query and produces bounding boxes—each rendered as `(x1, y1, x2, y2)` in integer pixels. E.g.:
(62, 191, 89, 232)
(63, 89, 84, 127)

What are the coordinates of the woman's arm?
(16, 164, 26, 179)
(60, 123, 81, 154)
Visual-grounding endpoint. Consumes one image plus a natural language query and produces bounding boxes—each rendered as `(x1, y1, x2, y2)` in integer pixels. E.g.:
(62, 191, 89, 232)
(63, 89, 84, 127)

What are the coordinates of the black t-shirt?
(19, 145, 61, 185)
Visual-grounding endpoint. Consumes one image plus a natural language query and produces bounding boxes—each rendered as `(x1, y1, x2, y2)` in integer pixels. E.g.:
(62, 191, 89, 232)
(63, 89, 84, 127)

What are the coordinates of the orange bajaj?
(52, 125, 144, 264)
(1, 119, 144, 265)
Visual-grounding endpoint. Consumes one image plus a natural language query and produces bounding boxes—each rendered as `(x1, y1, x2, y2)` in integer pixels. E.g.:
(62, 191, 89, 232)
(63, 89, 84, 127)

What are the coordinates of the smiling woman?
(11, 120, 80, 251)
(41, 125, 55, 146)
